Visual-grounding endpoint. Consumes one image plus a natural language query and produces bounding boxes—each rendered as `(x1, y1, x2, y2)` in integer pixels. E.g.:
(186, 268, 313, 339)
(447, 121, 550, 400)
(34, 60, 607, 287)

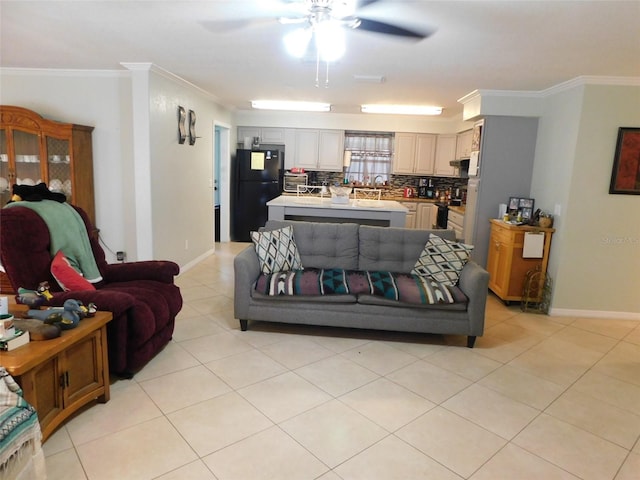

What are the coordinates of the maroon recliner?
(0, 204, 182, 377)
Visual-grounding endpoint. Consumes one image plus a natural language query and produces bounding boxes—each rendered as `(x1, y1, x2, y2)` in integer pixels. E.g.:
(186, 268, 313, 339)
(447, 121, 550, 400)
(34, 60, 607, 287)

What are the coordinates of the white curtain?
(344, 132, 393, 184)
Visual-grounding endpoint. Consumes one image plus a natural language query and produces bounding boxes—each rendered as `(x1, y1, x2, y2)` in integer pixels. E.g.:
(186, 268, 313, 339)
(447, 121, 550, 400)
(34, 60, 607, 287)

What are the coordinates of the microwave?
(283, 172, 309, 192)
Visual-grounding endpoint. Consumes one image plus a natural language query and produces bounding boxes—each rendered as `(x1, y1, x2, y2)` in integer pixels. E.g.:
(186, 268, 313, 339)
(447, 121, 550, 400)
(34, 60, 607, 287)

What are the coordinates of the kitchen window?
(344, 131, 393, 185)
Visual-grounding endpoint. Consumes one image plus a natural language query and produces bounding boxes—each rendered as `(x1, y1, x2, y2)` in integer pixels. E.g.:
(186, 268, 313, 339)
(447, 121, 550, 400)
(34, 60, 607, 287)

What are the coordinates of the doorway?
(214, 123, 231, 243)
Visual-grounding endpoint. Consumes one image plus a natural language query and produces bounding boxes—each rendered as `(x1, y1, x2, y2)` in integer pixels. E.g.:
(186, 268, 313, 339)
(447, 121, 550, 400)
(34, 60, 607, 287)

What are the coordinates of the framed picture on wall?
(609, 127, 640, 195)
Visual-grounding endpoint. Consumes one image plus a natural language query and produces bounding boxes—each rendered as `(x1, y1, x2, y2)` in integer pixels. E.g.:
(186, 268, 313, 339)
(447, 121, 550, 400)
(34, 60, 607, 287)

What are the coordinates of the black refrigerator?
(232, 148, 283, 241)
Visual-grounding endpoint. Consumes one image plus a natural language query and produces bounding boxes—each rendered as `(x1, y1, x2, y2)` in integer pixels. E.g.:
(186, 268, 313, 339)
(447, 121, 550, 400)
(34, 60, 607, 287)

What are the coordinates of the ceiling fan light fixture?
(361, 104, 443, 116)
(251, 100, 331, 112)
(284, 27, 312, 58)
(315, 20, 346, 62)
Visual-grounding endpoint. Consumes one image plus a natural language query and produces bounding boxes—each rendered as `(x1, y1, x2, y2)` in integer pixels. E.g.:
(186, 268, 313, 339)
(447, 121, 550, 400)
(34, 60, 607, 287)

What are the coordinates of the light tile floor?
(42, 242, 640, 480)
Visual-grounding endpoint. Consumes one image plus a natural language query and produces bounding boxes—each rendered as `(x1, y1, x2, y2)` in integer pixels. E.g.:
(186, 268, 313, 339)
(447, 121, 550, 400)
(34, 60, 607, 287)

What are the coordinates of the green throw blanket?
(4, 200, 102, 282)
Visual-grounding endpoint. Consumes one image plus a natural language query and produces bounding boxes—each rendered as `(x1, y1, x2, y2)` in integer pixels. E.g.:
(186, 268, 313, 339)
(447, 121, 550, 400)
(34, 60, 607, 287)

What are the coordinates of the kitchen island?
(267, 195, 408, 227)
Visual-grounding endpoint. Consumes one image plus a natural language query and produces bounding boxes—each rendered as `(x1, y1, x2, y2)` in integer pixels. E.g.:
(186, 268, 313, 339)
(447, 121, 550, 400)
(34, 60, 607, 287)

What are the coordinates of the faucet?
(374, 175, 383, 186)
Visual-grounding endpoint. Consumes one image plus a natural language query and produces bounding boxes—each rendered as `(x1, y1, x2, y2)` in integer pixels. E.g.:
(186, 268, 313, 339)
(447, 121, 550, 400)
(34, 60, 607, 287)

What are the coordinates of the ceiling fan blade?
(356, 0, 384, 8)
(355, 17, 433, 40)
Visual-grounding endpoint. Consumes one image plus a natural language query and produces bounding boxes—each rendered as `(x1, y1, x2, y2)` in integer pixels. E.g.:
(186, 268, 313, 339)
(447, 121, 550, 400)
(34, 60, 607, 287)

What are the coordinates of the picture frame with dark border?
(609, 127, 640, 195)
(507, 197, 535, 221)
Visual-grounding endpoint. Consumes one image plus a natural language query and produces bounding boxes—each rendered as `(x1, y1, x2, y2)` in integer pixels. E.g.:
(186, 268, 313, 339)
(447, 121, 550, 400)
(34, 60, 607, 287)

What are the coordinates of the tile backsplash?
(310, 172, 468, 198)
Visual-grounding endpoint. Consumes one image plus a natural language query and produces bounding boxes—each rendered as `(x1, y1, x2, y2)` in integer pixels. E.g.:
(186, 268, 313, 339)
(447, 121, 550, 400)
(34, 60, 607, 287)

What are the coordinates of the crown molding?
(459, 76, 640, 105)
(0, 67, 128, 78)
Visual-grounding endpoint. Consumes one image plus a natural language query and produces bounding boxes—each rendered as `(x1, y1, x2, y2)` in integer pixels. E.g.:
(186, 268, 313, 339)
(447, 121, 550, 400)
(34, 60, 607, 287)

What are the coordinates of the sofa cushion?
(251, 225, 303, 274)
(265, 220, 359, 270)
(411, 236, 474, 286)
(358, 226, 456, 272)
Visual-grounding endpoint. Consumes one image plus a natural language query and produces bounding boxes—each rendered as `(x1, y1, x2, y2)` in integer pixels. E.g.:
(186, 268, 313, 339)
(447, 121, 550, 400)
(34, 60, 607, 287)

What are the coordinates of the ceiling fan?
(202, 0, 434, 87)
(276, 0, 434, 86)
(277, 0, 433, 42)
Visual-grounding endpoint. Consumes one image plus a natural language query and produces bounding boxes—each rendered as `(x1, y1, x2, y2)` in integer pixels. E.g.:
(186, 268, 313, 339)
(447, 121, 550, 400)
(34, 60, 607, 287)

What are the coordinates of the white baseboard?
(550, 308, 640, 321)
(178, 248, 215, 274)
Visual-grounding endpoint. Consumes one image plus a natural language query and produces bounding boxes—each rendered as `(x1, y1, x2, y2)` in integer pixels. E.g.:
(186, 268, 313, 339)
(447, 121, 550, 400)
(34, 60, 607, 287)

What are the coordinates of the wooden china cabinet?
(0, 106, 96, 293)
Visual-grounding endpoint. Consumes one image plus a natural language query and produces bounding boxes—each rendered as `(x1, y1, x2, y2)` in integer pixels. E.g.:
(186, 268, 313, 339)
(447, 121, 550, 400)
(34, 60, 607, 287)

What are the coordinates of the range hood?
(449, 158, 470, 167)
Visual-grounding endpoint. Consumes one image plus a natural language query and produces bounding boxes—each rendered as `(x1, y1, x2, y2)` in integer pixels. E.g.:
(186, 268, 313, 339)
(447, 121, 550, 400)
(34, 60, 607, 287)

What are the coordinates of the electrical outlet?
(185, 239, 189, 250)
(116, 251, 126, 262)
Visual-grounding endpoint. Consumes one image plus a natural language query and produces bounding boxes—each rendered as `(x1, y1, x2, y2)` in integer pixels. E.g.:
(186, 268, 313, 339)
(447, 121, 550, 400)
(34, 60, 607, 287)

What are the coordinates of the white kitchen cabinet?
(293, 129, 344, 171)
(318, 130, 345, 171)
(417, 203, 437, 229)
(393, 133, 436, 175)
(294, 129, 320, 169)
(433, 134, 457, 176)
(456, 129, 473, 159)
(393, 133, 417, 174)
(237, 127, 285, 146)
(283, 128, 297, 169)
(238, 126, 260, 145)
(399, 201, 417, 228)
(447, 208, 465, 240)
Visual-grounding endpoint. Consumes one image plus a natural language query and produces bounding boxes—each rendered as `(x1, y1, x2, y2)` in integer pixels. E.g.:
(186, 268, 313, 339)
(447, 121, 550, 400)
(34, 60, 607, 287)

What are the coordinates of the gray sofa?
(234, 220, 489, 347)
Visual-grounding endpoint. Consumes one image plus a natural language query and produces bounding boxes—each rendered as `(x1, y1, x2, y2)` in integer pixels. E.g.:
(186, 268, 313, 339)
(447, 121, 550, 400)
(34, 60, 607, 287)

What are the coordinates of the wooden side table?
(486, 219, 555, 304)
(0, 310, 113, 442)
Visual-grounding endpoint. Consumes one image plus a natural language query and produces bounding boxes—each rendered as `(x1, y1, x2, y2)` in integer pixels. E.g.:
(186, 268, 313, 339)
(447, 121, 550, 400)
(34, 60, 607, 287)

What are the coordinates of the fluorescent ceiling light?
(251, 100, 331, 112)
(361, 104, 443, 115)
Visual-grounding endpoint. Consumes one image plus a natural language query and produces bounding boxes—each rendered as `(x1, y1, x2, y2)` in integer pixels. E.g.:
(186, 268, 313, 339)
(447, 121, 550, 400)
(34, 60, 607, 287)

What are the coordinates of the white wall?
(0, 67, 234, 268)
(235, 110, 474, 134)
(147, 68, 234, 265)
(532, 84, 640, 316)
(0, 68, 133, 261)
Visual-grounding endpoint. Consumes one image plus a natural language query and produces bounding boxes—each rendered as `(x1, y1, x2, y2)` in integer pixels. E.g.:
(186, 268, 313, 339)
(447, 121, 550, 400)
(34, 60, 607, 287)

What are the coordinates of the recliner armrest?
(102, 261, 180, 284)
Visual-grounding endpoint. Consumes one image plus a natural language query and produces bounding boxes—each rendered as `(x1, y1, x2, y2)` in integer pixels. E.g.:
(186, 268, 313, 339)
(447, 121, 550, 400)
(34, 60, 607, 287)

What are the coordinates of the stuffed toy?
(13, 318, 61, 340)
(27, 298, 89, 330)
(8, 182, 66, 204)
(16, 281, 53, 307)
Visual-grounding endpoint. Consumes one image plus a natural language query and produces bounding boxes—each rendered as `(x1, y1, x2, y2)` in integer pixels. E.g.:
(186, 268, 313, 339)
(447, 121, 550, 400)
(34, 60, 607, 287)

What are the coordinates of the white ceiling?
(2, 0, 639, 118)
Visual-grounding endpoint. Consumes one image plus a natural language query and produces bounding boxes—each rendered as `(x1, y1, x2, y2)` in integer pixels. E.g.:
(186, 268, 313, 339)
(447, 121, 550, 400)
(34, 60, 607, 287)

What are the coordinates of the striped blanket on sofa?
(254, 268, 464, 305)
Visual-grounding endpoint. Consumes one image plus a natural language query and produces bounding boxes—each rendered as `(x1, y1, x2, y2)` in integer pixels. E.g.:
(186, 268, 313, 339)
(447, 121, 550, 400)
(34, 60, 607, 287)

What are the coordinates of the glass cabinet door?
(0, 129, 9, 203)
(13, 129, 42, 187)
(46, 136, 71, 197)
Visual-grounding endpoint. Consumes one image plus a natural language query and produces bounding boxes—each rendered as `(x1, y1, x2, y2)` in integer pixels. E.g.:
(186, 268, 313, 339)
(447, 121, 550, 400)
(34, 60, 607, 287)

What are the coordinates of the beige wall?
(147, 69, 234, 265)
(532, 84, 640, 316)
(0, 68, 134, 261)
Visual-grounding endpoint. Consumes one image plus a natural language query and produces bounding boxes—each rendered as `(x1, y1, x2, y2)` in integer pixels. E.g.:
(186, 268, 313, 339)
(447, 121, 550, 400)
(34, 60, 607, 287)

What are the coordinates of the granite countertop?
(280, 192, 466, 213)
(267, 195, 408, 212)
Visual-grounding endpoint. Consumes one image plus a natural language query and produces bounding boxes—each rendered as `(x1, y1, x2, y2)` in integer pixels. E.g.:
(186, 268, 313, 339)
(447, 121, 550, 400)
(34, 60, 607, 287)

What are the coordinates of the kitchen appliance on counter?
(283, 172, 309, 192)
(418, 178, 436, 199)
(232, 148, 283, 241)
(403, 186, 415, 198)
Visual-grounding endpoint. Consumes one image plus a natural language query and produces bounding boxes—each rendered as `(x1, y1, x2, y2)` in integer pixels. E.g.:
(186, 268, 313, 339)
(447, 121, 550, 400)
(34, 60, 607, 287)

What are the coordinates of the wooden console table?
(0, 311, 113, 442)
(486, 219, 555, 304)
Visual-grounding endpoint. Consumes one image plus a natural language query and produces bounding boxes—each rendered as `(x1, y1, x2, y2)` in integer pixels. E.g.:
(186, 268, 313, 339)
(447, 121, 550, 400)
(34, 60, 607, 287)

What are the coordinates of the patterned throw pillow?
(251, 226, 303, 274)
(411, 235, 474, 286)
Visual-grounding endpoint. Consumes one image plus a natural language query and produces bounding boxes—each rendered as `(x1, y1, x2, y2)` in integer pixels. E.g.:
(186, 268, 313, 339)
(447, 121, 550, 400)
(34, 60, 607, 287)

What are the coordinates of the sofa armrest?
(234, 245, 260, 320)
(102, 261, 180, 284)
(457, 261, 490, 336)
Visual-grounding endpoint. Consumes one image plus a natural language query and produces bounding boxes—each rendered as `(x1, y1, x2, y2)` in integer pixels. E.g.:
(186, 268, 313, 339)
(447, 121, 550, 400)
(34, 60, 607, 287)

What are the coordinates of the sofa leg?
(239, 319, 248, 331)
(466, 336, 476, 348)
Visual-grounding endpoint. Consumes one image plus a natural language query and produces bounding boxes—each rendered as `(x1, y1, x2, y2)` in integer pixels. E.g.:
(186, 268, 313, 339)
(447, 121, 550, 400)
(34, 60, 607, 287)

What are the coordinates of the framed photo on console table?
(508, 197, 535, 220)
(609, 127, 640, 195)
